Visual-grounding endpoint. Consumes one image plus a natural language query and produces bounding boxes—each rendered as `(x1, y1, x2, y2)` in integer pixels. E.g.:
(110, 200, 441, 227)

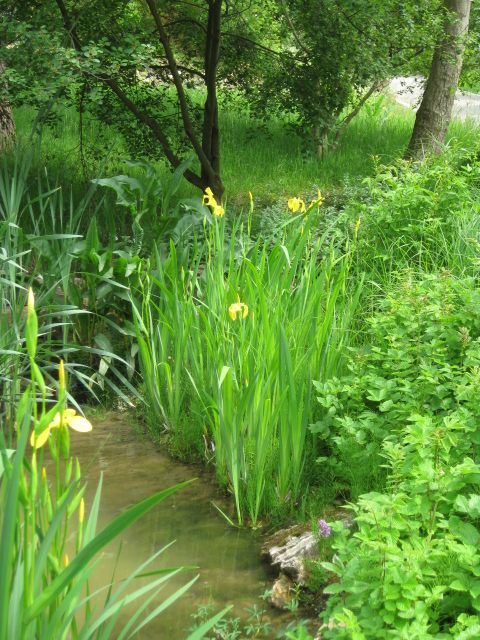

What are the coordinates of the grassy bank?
(15, 91, 479, 210)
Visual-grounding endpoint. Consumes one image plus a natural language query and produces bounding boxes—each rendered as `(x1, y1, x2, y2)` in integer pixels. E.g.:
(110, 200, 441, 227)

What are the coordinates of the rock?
(262, 511, 353, 588)
(269, 574, 295, 609)
(262, 528, 319, 585)
(261, 523, 311, 553)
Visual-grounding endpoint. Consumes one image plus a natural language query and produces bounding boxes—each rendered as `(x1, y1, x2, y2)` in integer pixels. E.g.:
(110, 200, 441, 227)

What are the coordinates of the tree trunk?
(0, 61, 15, 152)
(405, 0, 471, 160)
(201, 0, 223, 200)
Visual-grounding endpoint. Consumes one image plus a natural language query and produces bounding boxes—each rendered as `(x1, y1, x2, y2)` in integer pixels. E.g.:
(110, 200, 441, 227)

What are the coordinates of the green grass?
(14, 92, 480, 216)
(132, 204, 361, 525)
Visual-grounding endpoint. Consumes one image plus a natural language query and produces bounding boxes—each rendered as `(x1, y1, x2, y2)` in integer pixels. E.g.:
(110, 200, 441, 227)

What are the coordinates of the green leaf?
(185, 606, 233, 640)
(0, 449, 14, 479)
(0, 394, 32, 639)
(25, 479, 195, 622)
(379, 399, 394, 412)
(449, 516, 480, 546)
(455, 494, 480, 519)
(323, 582, 344, 595)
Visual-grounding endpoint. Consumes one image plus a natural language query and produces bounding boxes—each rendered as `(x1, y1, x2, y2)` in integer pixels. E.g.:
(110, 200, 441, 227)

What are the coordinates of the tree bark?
(0, 61, 15, 152)
(405, 0, 472, 160)
(201, 0, 223, 199)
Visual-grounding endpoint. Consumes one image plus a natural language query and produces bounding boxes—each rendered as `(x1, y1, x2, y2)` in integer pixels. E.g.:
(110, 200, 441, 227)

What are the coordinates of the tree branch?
(54, 0, 203, 189)
(221, 30, 299, 60)
(144, 0, 215, 184)
(278, 0, 309, 55)
(333, 80, 384, 148)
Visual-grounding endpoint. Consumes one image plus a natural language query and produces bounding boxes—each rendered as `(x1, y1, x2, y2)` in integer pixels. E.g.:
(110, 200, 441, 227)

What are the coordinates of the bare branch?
(144, 0, 216, 183)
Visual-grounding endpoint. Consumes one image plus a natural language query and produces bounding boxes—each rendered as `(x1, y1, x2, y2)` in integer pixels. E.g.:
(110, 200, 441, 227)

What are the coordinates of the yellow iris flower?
(308, 189, 324, 209)
(288, 190, 324, 215)
(287, 197, 307, 214)
(228, 296, 249, 320)
(30, 408, 93, 449)
(202, 187, 225, 217)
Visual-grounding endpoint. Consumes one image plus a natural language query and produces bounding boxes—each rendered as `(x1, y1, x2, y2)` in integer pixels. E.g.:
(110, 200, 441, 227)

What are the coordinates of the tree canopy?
(0, 0, 463, 195)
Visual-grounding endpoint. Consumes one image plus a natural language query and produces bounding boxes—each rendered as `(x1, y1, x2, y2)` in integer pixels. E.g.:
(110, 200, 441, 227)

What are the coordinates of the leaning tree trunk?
(405, 0, 472, 160)
(0, 61, 15, 152)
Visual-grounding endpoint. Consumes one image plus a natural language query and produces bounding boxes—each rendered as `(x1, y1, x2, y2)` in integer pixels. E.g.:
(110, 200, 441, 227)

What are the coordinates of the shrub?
(314, 273, 480, 638)
(347, 149, 480, 303)
(313, 272, 480, 496)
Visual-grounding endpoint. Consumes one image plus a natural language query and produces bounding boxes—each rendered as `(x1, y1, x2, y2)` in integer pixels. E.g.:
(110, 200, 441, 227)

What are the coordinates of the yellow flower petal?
(66, 415, 93, 433)
(288, 197, 306, 214)
(202, 187, 216, 208)
(49, 412, 62, 428)
(30, 426, 52, 449)
(27, 287, 35, 315)
(308, 189, 324, 210)
(79, 498, 85, 524)
(228, 301, 248, 321)
(287, 197, 300, 213)
(59, 359, 65, 390)
(213, 204, 225, 217)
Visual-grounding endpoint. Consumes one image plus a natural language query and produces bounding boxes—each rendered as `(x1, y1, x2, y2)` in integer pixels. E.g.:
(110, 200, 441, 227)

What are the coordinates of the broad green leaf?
(449, 516, 480, 546)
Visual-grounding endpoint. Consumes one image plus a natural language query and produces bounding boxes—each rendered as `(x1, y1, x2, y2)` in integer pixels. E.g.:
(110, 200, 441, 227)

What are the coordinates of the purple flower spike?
(318, 518, 331, 538)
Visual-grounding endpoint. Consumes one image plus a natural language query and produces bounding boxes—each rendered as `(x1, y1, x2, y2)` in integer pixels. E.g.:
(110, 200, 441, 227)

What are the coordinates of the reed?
(133, 198, 362, 524)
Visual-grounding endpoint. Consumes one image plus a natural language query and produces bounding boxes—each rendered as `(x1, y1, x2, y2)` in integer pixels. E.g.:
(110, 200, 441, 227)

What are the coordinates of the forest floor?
(390, 75, 480, 122)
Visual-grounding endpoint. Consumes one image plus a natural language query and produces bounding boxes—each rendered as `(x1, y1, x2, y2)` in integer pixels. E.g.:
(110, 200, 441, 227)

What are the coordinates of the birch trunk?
(406, 0, 472, 159)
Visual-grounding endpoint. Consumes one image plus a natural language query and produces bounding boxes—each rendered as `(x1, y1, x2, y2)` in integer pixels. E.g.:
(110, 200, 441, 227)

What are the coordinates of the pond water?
(70, 412, 277, 639)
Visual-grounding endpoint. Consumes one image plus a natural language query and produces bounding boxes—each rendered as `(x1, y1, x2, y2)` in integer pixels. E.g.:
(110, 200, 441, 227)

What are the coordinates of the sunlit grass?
(14, 90, 479, 217)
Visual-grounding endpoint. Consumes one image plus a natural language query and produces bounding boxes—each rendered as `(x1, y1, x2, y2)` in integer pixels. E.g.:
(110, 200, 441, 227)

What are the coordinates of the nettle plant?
(321, 415, 480, 638)
(314, 273, 480, 638)
(312, 272, 480, 494)
(348, 149, 480, 291)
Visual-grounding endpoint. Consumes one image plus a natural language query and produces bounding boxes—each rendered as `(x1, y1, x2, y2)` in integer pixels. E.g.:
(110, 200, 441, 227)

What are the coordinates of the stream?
(70, 412, 279, 639)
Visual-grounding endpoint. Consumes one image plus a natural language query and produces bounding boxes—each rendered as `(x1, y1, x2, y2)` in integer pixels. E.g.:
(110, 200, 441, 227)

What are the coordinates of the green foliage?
(0, 156, 140, 423)
(92, 158, 210, 246)
(315, 273, 480, 637)
(190, 599, 273, 639)
(2, 0, 446, 183)
(346, 147, 480, 310)
(313, 273, 480, 494)
(243, 0, 443, 149)
(132, 199, 361, 524)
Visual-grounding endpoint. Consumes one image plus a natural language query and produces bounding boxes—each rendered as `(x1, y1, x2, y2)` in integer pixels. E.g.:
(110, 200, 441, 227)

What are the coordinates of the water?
(71, 412, 273, 639)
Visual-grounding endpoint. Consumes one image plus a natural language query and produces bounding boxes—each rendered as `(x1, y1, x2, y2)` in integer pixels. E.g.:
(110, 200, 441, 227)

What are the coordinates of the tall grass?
(132, 201, 362, 525)
(11, 93, 450, 208)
